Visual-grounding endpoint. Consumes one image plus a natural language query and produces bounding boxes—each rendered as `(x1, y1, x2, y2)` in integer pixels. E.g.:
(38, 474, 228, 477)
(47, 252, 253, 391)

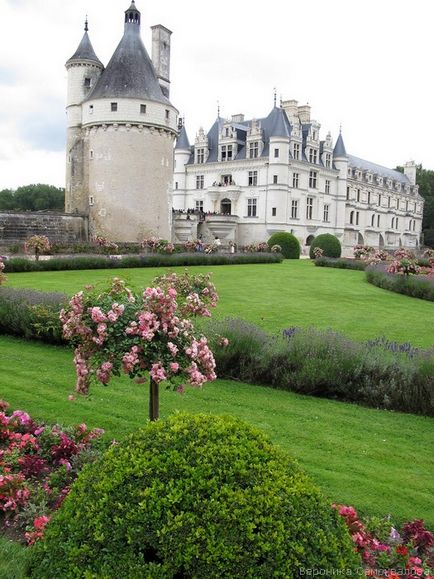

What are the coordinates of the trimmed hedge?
(309, 234, 342, 259)
(314, 257, 368, 270)
(29, 414, 359, 577)
(3, 252, 282, 273)
(267, 232, 300, 259)
(366, 267, 434, 302)
(208, 318, 434, 417)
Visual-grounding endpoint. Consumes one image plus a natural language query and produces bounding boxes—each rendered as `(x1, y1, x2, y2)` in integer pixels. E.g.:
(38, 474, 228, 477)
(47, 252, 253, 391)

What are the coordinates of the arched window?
(220, 198, 231, 215)
(371, 214, 375, 227)
(306, 235, 315, 246)
(391, 217, 395, 229)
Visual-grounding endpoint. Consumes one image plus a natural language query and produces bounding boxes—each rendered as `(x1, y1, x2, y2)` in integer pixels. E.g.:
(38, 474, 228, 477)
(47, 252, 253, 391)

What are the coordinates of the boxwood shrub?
(366, 267, 434, 302)
(309, 234, 342, 258)
(267, 232, 300, 259)
(29, 414, 359, 578)
(314, 257, 368, 270)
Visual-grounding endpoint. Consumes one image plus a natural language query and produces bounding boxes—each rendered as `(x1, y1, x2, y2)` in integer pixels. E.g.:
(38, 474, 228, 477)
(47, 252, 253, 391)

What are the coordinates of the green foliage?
(314, 257, 368, 270)
(209, 318, 434, 416)
(424, 228, 434, 248)
(29, 414, 359, 578)
(0, 287, 66, 343)
(309, 234, 342, 259)
(267, 231, 300, 259)
(366, 267, 434, 302)
(0, 184, 65, 212)
(3, 252, 282, 274)
(0, 537, 31, 579)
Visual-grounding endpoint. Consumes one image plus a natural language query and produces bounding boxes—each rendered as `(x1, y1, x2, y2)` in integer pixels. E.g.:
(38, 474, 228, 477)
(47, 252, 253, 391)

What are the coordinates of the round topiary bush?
(309, 233, 342, 259)
(29, 414, 359, 578)
(267, 231, 301, 259)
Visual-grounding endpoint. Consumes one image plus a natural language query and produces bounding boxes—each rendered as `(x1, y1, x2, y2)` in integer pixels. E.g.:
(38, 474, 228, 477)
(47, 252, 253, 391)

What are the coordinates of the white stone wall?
(87, 123, 174, 241)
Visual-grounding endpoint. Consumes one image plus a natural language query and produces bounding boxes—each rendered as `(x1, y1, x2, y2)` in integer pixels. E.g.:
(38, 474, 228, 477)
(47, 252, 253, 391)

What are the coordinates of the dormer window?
(348, 168, 352, 177)
(293, 143, 300, 160)
(111, 102, 118, 112)
(221, 145, 233, 162)
(309, 148, 318, 164)
(387, 178, 392, 189)
(196, 148, 205, 164)
(325, 153, 331, 168)
(249, 141, 259, 158)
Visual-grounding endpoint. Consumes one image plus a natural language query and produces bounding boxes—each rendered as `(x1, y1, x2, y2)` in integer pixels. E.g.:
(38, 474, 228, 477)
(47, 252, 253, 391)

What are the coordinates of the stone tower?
(65, 1, 179, 242)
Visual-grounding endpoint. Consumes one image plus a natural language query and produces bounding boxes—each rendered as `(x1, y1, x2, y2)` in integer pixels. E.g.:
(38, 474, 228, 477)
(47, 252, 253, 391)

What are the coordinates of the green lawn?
(1, 335, 433, 528)
(6, 260, 434, 347)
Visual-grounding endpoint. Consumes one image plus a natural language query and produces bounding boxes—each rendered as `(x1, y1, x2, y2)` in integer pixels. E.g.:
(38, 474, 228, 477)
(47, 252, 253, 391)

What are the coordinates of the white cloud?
(0, 0, 432, 189)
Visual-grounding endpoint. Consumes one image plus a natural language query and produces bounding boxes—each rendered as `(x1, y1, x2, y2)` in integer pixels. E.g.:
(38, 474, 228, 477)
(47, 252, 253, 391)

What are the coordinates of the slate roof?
(348, 155, 410, 184)
(333, 132, 347, 157)
(86, 5, 170, 104)
(66, 30, 103, 67)
(175, 125, 191, 150)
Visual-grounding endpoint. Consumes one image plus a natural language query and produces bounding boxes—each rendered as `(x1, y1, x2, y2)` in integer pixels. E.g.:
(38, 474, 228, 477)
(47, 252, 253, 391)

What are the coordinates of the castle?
(65, 1, 178, 242)
(173, 108, 424, 253)
(64, 1, 424, 253)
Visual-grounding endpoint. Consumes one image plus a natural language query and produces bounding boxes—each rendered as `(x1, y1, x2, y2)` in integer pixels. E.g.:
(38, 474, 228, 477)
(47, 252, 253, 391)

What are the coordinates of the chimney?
(151, 24, 172, 98)
(231, 114, 244, 123)
(282, 99, 298, 121)
(298, 104, 311, 123)
(404, 160, 417, 186)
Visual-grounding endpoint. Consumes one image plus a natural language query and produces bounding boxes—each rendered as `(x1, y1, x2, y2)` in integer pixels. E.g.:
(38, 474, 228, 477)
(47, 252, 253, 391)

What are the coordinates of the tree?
(0, 184, 65, 212)
(60, 273, 223, 421)
(396, 164, 434, 242)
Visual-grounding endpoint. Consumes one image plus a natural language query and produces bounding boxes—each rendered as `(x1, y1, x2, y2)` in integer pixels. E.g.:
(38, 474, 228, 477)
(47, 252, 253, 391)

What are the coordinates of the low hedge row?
(208, 318, 434, 417)
(3, 252, 283, 273)
(314, 257, 368, 271)
(366, 267, 434, 302)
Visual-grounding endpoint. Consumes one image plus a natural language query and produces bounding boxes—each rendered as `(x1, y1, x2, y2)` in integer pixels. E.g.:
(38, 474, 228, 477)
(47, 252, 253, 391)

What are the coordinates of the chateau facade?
(173, 102, 424, 253)
(65, 1, 178, 241)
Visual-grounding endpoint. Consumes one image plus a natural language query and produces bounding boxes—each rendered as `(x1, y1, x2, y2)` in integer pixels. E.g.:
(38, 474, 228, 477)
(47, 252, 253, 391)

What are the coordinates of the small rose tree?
(60, 274, 221, 421)
(24, 235, 51, 261)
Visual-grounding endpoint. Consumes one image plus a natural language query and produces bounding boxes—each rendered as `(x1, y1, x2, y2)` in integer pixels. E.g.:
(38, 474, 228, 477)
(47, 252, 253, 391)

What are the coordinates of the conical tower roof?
(267, 107, 291, 138)
(66, 20, 103, 67)
(175, 124, 191, 150)
(87, 1, 169, 104)
(333, 131, 347, 157)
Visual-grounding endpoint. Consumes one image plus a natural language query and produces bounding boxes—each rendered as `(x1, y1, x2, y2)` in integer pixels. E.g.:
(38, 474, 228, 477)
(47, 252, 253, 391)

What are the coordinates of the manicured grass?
(1, 335, 433, 528)
(0, 537, 31, 579)
(5, 260, 434, 347)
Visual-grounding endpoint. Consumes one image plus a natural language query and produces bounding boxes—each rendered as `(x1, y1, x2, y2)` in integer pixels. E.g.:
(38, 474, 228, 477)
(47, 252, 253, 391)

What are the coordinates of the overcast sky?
(0, 0, 432, 190)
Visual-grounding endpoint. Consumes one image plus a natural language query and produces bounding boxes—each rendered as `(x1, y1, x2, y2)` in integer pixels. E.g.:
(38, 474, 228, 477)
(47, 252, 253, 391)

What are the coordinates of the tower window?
(273, 175, 278, 184)
(274, 148, 279, 158)
(84, 77, 91, 88)
(140, 104, 147, 114)
(272, 207, 277, 216)
(111, 102, 118, 112)
(89, 105, 94, 114)
(165, 110, 170, 121)
(89, 195, 94, 206)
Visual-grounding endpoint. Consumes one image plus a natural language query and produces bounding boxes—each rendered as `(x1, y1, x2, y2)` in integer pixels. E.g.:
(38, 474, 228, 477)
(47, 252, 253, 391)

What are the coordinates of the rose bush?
(59, 273, 222, 419)
(24, 236, 51, 261)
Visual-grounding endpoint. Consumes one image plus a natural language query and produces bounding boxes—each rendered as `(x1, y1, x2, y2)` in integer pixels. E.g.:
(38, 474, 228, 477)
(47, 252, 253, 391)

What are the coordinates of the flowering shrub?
(394, 248, 415, 260)
(424, 249, 434, 259)
(0, 400, 105, 544)
(313, 246, 324, 259)
(183, 239, 198, 252)
(204, 242, 218, 253)
(0, 256, 6, 285)
(353, 245, 376, 259)
(141, 236, 174, 254)
(367, 249, 390, 264)
(336, 504, 434, 576)
(270, 244, 282, 253)
(60, 273, 221, 419)
(24, 235, 51, 261)
(243, 241, 270, 253)
(92, 236, 119, 254)
(387, 258, 421, 276)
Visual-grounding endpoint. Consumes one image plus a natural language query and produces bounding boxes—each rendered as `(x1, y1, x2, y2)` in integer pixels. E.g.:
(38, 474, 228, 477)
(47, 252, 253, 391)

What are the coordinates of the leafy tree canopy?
(0, 184, 65, 212)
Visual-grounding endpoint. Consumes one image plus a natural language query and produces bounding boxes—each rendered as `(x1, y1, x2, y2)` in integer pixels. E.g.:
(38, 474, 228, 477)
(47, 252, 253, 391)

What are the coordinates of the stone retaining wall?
(0, 212, 88, 245)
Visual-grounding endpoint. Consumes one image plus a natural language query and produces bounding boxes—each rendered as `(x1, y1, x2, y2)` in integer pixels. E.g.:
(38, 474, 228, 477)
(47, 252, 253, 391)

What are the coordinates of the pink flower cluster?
(60, 274, 221, 398)
(0, 400, 104, 544)
(313, 247, 324, 259)
(24, 235, 51, 256)
(335, 504, 434, 576)
(93, 236, 119, 252)
(387, 259, 420, 276)
(353, 245, 376, 259)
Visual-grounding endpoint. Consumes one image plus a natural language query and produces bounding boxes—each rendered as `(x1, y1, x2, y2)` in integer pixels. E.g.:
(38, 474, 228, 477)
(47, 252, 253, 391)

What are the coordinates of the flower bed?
(0, 400, 106, 545)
